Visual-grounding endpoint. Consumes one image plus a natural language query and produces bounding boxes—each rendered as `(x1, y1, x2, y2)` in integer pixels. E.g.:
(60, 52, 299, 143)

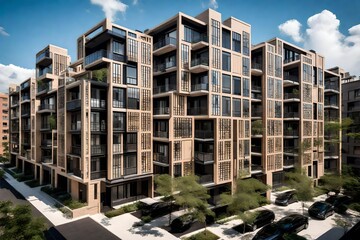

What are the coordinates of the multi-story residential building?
(0, 93, 9, 156)
(324, 67, 343, 174)
(341, 74, 360, 173)
(9, 78, 37, 173)
(146, 9, 252, 203)
(251, 38, 328, 188)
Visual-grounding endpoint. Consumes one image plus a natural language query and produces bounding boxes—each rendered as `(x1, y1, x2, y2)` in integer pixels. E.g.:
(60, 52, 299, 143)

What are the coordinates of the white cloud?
(90, 0, 128, 22)
(208, 0, 218, 9)
(278, 19, 303, 43)
(0, 64, 35, 93)
(0, 26, 9, 37)
(279, 10, 360, 76)
(132, 0, 138, 5)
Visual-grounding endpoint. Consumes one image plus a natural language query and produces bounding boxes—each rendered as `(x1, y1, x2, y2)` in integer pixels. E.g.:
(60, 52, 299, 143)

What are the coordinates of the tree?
(285, 168, 314, 214)
(251, 120, 263, 136)
(154, 174, 175, 225)
(0, 201, 46, 240)
(48, 114, 56, 130)
(174, 175, 213, 233)
(92, 68, 107, 82)
(0, 169, 4, 179)
(319, 174, 343, 195)
(0, 142, 9, 163)
(221, 178, 269, 232)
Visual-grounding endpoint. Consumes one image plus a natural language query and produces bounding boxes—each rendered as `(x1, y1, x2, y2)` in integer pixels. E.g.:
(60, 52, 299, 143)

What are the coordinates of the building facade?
(146, 9, 252, 203)
(0, 93, 9, 156)
(341, 74, 360, 173)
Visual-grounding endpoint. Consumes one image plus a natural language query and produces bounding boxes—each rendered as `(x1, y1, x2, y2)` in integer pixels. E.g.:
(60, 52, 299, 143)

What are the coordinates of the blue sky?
(0, 0, 359, 91)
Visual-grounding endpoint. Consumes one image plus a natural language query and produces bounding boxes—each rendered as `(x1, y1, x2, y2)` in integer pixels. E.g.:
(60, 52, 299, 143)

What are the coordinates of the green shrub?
(105, 202, 139, 218)
(0, 169, 4, 179)
(141, 215, 152, 223)
(24, 179, 41, 188)
(17, 175, 34, 182)
(349, 203, 360, 212)
(63, 199, 86, 209)
(184, 230, 219, 240)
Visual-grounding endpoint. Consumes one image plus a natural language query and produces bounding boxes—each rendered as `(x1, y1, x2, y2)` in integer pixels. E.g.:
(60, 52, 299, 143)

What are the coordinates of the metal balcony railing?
(284, 112, 299, 118)
(284, 55, 300, 64)
(71, 122, 81, 131)
(154, 131, 169, 138)
(191, 83, 209, 91)
(284, 93, 300, 100)
(251, 164, 262, 171)
(195, 130, 213, 139)
(41, 156, 52, 163)
(113, 144, 122, 153)
(325, 83, 339, 91)
(90, 122, 106, 132)
(91, 145, 106, 155)
(283, 129, 299, 136)
(153, 84, 176, 94)
(67, 99, 81, 111)
(251, 146, 262, 153)
(123, 167, 137, 176)
(71, 146, 82, 156)
(198, 174, 213, 184)
(252, 62, 262, 70)
(154, 36, 177, 51)
(191, 56, 209, 67)
(194, 152, 214, 163)
(153, 107, 170, 115)
(283, 73, 299, 83)
(153, 153, 169, 164)
(90, 99, 106, 109)
(39, 103, 55, 111)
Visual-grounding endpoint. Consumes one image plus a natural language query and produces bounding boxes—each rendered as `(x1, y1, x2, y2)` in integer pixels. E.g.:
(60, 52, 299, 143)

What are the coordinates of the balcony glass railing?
(90, 99, 106, 109)
(251, 164, 262, 171)
(191, 34, 208, 44)
(154, 61, 176, 72)
(153, 84, 176, 94)
(71, 122, 81, 131)
(188, 107, 208, 115)
(41, 139, 52, 146)
(284, 55, 300, 64)
(283, 129, 299, 136)
(39, 103, 55, 111)
(191, 83, 209, 91)
(251, 146, 262, 153)
(154, 131, 169, 138)
(325, 83, 339, 91)
(283, 73, 299, 83)
(251, 110, 262, 117)
(90, 122, 106, 132)
(195, 130, 213, 139)
(71, 146, 81, 156)
(154, 36, 177, 51)
(191, 56, 209, 67)
(153, 107, 169, 115)
(37, 67, 52, 77)
(67, 99, 81, 111)
(85, 49, 126, 66)
(41, 156, 52, 163)
(113, 121, 125, 131)
(113, 144, 122, 153)
(325, 101, 338, 107)
(194, 152, 214, 163)
(125, 144, 137, 152)
(113, 100, 126, 108)
(36, 50, 50, 63)
(252, 62, 262, 70)
(284, 158, 296, 166)
(284, 112, 299, 118)
(123, 167, 137, 176)
(198, 174, 213, 184)
(153, 153, 169, 164)
(284, 93, 300, 100)
(37, 81, 52, 93)
(251, 85, 261, 91)
(91, 171, 107, 180)
(91, 145, 106, 155)
(21, 95, 30, 101)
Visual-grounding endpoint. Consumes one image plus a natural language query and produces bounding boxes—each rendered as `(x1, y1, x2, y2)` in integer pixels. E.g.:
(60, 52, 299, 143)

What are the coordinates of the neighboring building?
(0, 92, 9, 156)
(251, 39, 328, 188)
(341, 74, 360, 173)
(146, 9, 252, 203)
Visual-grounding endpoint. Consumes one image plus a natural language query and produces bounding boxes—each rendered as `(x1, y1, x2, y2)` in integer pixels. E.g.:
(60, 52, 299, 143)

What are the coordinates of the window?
(125, 66, 137, 85)
(275, 101, 282, 118)
(242, 31, 250, 56)
(113, 112, 125, 130)
(113, 41, 124, 56)
(181, 44, 189, 68)
(243, 99, 249, 117)
(128, 32, 137, 38)
(127, 88, 139, 109)
(174, 164, 182, 177)
(222, 74, 231, 93)
(222, 51, 231, 71)
(112, 26, 126, 37)
(94, 184, 98, 199)
(233, 98, 241, 117)
(211, 19, 220, 46)
(212, 95, 220, 116)
(232, 32, 241, 52)
(355, 89, 360, 98)
(243, 78, 249, 97)
(233, 76, 241, 95)
(222, 29, 231, 49)
(113, 63, 122, 84)
(113, 88, 126, 108)
(124, 154, 137, 175)
(222, 97, 231, 116)
(242, 57, 250, 76)
(184, 26, 201, 43)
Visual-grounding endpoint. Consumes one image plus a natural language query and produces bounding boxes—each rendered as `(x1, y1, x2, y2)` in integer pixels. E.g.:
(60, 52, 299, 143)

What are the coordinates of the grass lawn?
(183, 230, 219, 240)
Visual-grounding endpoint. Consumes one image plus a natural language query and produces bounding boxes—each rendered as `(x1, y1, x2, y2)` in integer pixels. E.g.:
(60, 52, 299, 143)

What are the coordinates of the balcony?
(113, 144, 122, 154)
(325, 83, 340, 93)
(37, 67, 52, 78)
(85, 29, 126, 49)
(70, 122, 81, 132)
(113, 100, 125, 109)
(40, 123, 52, 131)
(190, 57, 209, 74)
(36, 50, 52, 67)
(153, 107, 170, 115)
(11, 100, 19, 107)
(124, 167, 137, 176)
(251, 62, 263, 76)
(37, 81, 53, 96)
(154, 131, 169, 139)
(188, 107, 208, 116)
(21, 110, 30, 117)
(125, 143, 137, 152)
(153, 153, 169, 165)
(283, 73, 299, 86)
(85, 49, 126, 67)
(90, 122, 106, 132)
(251, 164, 263, 173)
(21, 95, 30, 102)
(67, 99, 81, 111)
(284, 93, 300, 102)
(191, 35, 208, 51)
(283, 158, 296, 168)
(251, 146, 262, 154)
(251, 110, 262, 118)
(154, 62, 176, 75)
(41, 156, 52, 164)
(251, 85, 261, 92)
(251, 93, 262, 101)
(21, 125, 31, 131)
(198, 174, 213, 184)
(324, 101, 339, 109)
(284, 146, 299, 155)
(284, 55, 300, 64)
(11, 126, 19, 132)
(153, 37, 177, 56)
(284, 112, 300, 119)
(195, 130, 213, 139)
(70, 146, 81, 156)
(21, 139, 30, 146)
(41, 139, 52, 148)
(153, 84, 176, 94)
(91, 145, 106, 156)
(90, 99, 106, 109)
(194, 152, 214, 164)
(283, 129, 299, 137)
(11, 112, 19, 119)
(91, 171, 107, 180)
(113, 122, 125, 131)
(38, 103, 56, 112)
(191, 83, 209, 92)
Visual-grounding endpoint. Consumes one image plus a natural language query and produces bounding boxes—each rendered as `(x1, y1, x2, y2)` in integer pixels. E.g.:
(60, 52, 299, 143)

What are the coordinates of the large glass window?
(242, 31, 250, 56)
(222, 51, 231, 71)
(113, 88, 126, 108)
(222, 97, 231, 116)
(222, 29, 231, 49)
(243, 99, 249, 117)
(233, 76, 241, 95)
(232, 32, 241, 53)
(127, 88, 139, 109)
(113, 41, 124, 55)
(243, 78, 249, 97)
(113, 112, 125, 130)
(211, 19, 220, 46)
(233, 98, 241, 117)
(212, 94, 220, 116)
(242, 57, 250, 76)
(181, 44, 189, 68)
(222, 74, 231, 93)
(125, 66, 137, 85)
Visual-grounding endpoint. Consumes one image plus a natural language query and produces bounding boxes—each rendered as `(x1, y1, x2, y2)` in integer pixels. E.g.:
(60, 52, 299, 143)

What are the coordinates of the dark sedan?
(275, 191, 297, 206)
(253, 214, 308, 240)
(308, 201, 334, 220)
(234, 209, 275, 232)
(325, 195, 352, 213)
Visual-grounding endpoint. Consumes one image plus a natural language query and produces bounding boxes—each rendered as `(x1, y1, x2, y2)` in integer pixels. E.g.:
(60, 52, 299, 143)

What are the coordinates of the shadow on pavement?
(316, 227, 344, 240)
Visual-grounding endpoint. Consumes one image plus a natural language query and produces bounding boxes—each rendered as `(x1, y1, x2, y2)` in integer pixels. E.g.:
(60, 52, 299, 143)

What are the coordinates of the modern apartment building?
(341, 74, 360, 173)
(250, 39, 328, 188)
(146, 9, 252, 203)
(0, 93, 9, 156)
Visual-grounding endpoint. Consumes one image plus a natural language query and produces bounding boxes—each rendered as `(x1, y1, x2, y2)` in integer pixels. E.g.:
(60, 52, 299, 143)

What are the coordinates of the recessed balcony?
(153, 62, 176, 76)
(153, 37, 177, 56)
(36, 67, 52, 79)
(194, 151, 214, 164)
(36, 50, 52, 67)
(21, 95, 30, 103)
(38, 103, 56, 113)
(85, 49, 126, 68)
(251, 164, 263, 173)
(153, 107, 170, 116)
(325, 82, 340, 94)
(194, 130, 213, 140)
(284, 55, 300, 65)
(283, 73, 299, 87)
(284, 111, 300, 120)
(284, 92, 300, 102)
(90, 122, 106, 132)
(187, 107, 208, 116)
(251, 109, 262, 119)
(66, 99, 81, 111)
(190, 57, 209, 74)
(154, 131, 169, 139)
(324, 101, 339, 109)
(85, 29, 126, 49)
(37, 81, 53, 97)
(113, 144, 122, 154)
(153, 84, 176, 95)
(91, 145, 106, 156)
(251, 62, 263, 76)
(153, 153, 169, 166)
(251, 146, 262, 156)
(191, 35, 208, 51)
(41, 156, 52, 164)
(283, 129, 299, 138)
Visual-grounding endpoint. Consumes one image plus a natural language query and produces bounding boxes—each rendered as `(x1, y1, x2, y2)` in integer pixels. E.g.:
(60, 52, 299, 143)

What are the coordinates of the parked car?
(140, 198, 179, 218)
(233, 209, 275, 233)
(170, 213, 194, 233)
(253, 214, 308, 240)
(325, 195, 352, 213)
(308, 201, 334, 220)
(275, 191, 297, 206)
